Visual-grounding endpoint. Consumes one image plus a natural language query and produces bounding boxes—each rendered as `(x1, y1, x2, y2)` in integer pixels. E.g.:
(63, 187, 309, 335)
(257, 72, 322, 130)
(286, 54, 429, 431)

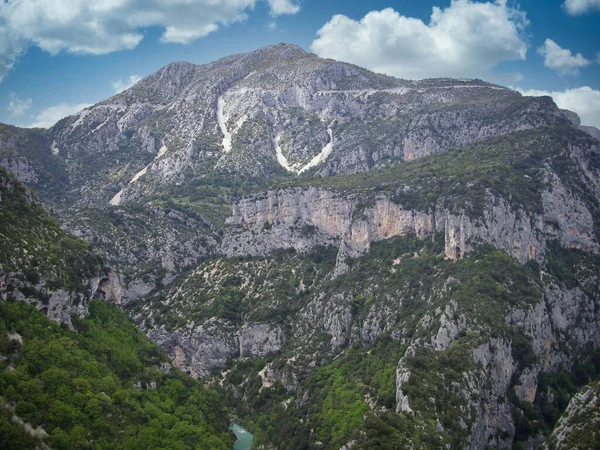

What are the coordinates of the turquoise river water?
(230, 424, 253, 450)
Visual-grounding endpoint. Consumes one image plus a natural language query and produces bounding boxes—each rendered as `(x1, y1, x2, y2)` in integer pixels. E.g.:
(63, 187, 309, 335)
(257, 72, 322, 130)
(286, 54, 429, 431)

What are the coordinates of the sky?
(1, 0, 599, 128)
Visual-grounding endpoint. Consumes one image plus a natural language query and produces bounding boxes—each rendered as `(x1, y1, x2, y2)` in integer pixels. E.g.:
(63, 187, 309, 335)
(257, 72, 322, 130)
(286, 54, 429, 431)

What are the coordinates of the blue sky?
(1, 0, 599, 128)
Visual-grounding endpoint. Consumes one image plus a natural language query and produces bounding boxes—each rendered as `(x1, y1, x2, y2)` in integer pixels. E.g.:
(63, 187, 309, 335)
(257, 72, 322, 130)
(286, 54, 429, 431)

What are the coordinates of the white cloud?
(267, 0, 300, 16)
(0, 25, 26, 82)
(0, 0, 301, 82)
(515, 86, 600, 128)
(28, 102, 92, 128)
(563, 0, 600, 15)
(310, 0, 529, 80)
(7, 92, 32, 117)
(112, 74, 142, 94)
(537, 39, 590, 76)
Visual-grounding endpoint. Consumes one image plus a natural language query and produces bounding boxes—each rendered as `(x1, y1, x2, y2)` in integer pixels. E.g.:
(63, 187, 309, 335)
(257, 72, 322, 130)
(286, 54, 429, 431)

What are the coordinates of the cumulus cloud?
(537, 39, 591, 76)
(267, 0, 300, 16)
(516, 86, 600, 128)
(7, 93, 32, 117)
(0, 0, 301, 82)
(28, 102, 92, 128)
(112, 75, 142, 94)
(310, 0, 529, 80)
(563, 0, 600, 15)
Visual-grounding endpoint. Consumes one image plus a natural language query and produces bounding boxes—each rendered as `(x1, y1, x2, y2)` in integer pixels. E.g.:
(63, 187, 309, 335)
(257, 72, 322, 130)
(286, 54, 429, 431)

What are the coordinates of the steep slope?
(44, 44, 570, 207)
(0, 124, 67, 202)
(0, 173, 232, 449)
(1, 44, 599, 449)
(129, 126, 600, 449)
(223, 127, 599, 265)
(0, 167, 120, 326)
(0, 301, 232, 450)
(0, 44, 589, 303)
(548, 378, 600, 449)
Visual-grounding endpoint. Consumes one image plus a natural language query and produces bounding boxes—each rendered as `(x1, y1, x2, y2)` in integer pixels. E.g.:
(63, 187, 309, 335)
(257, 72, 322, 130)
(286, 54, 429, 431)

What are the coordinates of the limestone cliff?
(0, 168, 121, 326)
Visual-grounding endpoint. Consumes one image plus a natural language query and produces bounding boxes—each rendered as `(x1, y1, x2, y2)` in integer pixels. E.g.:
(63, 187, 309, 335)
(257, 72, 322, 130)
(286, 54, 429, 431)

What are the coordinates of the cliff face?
(146, 321, 285, 377)
(0, 45, 585, 305)
(0, 168, 121, 326)
(223, 179, 597, 267)
(548, 379, 600, 449)
(131, 126, 598, 448)
(1, 45, 600, 449)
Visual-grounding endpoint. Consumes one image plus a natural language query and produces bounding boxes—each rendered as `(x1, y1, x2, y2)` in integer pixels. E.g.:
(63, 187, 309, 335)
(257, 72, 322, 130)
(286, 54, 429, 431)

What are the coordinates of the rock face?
(1, 45, 600, 449)
(223, 177, 597, 267)
(146, 321, 285, 377)
(0, 44, 580, 303)
(0, 158, 38, 183)
(549, 380, 600, 449)
(1, 45, 573, 208)
(0, 168, 121, 326)
(41, 45, 569, 203)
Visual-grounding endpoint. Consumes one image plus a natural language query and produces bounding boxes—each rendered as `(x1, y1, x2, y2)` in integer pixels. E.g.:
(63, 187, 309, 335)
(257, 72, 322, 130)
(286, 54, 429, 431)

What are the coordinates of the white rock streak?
(273, 131, 294, 172)
(109, 143, 168, 206)
(298, 126, 334, 174)
(129, 166, 148, 184)
(109, 189, 123, 206)
(157, 143, 168, 158)
(217, 97, 232, 153)
(71, 110, 91, 130)
(91, 118, 110, 133)
(272, 122, 335, 174)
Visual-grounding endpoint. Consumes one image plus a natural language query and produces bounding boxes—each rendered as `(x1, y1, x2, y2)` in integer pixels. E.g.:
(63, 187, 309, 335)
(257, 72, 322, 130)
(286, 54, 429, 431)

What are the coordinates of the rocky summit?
(1, 44, 600, 449)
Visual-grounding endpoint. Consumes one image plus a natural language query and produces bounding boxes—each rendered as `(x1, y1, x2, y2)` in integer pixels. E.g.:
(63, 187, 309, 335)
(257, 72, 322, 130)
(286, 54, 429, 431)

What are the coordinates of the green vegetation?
(224, 335, 411, 450)
(334, 237, 543, 339)
(288, 127, 599, 219)
(0, 124, 68, 199)
(512, 351, 600, 447)
(546, 378, 600, 449)
(0, 301, 232, 449)
(305, 337, 406, 447)
(0, 168, 105, 294)
(130, 245, 338, 332)
(545, 240, 600, 298)
(205, 235, 552, 449)
(146, 169, 271, 229)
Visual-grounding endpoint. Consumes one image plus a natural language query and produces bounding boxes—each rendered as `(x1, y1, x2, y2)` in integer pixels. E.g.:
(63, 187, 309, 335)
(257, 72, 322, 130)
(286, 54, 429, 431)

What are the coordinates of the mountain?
(3, 44, 592, 301)
(1, 43, 600, 449)
(0, 167, 120, 326)
(0, 171, 232, 449)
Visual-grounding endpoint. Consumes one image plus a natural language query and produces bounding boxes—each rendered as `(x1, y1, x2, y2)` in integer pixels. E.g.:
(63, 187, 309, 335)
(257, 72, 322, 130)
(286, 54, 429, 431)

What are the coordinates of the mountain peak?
(255, 42, 308, 56)
(232, 42, 312, 65)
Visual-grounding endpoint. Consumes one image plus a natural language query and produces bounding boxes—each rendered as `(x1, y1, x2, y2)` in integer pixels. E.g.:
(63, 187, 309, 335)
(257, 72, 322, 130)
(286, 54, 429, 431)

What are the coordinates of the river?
(230, 424, 253, 450)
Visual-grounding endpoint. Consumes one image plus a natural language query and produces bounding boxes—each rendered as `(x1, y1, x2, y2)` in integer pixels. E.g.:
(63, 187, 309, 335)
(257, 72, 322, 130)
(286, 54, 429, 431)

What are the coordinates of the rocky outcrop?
(386, 280, 600, 449)
(468, 339, 516, 449)
(0, 168, 122, 327)
(0, 267, 123, 329)
(147, 320, 238, 378)
(91, 271, 123, 304)
(562, 108, 600, 140)
(0, 158, 38, 184)
(147, 320, 285, 377)
(223, 179, 597, 267)
(258, 361, 298, 392)
(240, 323, 285, 357)
(549, 380, 600, 449)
